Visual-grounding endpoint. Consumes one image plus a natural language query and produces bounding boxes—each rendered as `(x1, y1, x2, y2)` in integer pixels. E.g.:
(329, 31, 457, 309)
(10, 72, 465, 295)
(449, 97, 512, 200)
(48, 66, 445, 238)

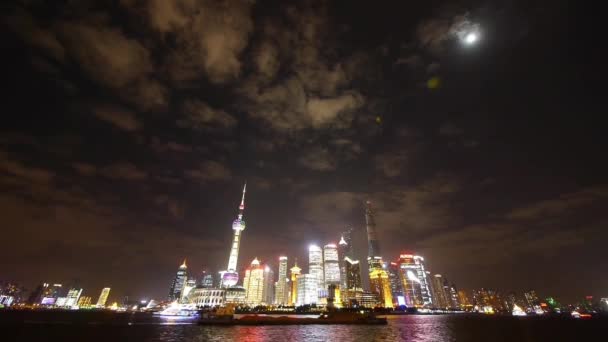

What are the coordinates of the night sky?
(1, 0, 604, 303)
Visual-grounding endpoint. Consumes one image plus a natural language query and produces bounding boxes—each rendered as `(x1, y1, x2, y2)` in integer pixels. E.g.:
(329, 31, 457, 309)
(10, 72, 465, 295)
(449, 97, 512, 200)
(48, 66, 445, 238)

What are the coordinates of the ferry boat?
(154, 301, 199, 318)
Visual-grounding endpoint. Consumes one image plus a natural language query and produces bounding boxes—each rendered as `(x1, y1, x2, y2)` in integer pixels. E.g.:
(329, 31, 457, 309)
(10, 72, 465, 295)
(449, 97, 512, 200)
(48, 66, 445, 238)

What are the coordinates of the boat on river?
(198, 308, 387, 325)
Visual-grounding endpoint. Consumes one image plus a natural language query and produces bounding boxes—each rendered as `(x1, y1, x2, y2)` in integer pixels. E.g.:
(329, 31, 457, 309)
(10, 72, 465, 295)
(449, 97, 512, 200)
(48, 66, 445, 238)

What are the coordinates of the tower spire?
(238, 182, 246, 217)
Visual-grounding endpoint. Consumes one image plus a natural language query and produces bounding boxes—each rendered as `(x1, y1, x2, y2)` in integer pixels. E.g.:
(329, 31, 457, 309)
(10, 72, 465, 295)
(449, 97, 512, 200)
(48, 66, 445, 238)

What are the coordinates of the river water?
(2, 311, 605, 341)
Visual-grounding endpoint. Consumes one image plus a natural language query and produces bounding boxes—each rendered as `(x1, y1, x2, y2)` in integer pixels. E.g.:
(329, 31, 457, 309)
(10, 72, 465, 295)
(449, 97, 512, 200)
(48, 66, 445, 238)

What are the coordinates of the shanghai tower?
(365, 200, 393, 307)
(220, 183, 247, 287)
(365, 200, 381, 258)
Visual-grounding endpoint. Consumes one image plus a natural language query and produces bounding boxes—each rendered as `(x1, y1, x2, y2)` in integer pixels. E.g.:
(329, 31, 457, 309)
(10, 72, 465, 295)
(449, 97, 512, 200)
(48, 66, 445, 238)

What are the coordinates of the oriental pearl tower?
(220, 183, 247, 288)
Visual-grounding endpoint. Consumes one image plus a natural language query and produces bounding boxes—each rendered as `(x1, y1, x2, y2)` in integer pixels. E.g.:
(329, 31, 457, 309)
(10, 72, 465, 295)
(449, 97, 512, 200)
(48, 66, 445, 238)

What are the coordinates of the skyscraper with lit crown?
(323, 244, 340, 288)
(365, 200, 393, 307)
(242, 257, 274, 306)
(289, 260, 301, 306)
(308, 244, 324, 295)
(220, 183, 247, 288)
(169, 260, 187, 301)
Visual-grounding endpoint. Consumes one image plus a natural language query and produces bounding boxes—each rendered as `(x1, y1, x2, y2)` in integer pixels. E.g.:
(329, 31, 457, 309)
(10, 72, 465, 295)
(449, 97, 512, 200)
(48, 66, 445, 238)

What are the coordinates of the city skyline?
(1, 0, 605, 306)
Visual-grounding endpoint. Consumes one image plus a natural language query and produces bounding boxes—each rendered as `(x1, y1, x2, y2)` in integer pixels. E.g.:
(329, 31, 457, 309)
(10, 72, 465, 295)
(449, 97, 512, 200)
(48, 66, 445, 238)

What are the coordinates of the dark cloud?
(178, 100, 237, 130)
(100, 163, 148, 181)
(94, 105, 142, 131)
(297, 147, 337, 172)
(185, 160, 232, 183)
(0, 151, 54, 184)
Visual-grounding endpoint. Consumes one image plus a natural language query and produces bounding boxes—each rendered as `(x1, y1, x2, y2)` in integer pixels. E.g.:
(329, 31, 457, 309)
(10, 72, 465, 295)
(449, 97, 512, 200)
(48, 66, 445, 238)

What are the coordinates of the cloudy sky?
(1, 0, 604, 303)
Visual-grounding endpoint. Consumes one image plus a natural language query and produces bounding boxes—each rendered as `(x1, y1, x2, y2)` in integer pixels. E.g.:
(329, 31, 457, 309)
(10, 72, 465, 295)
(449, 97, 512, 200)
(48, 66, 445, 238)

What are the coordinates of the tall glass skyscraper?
(169, 260, 187, 301)
(220, 183, 247, 288)
(388, 262, 404, 306)
(323, 244, 340, 288)
(430, 274, 449, 309)
(398, 254, 432, 307)
(96, 287, 111, 307)
(365, 200, 392, 307)
(274, 256, 288, 305)
(343, 257, 362, 306)
(296, 274, 319, 306)
(365, 201, 382, 269)
(308, 244, 324, 294)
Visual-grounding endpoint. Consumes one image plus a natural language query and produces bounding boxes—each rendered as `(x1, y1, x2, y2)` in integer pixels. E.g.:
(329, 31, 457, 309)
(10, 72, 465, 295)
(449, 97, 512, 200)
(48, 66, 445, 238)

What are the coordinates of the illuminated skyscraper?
(398, 254, 432, 307)
(96, 287, 111, 307)
(388, 262, 404, 306)
(242, 258, 274, 306)
(200, 271, 214, 288)
(77, 296, 92, 308)
(458, 290, 471, 309)
(448, 283, 460, 309)
(275, 256, 289, 305)
(364, 201, 392, 307)
(169, 259, 188, 301)
(296, 274, 319, 306)
(342, 257, 362, 306)
(220, 183, 247, 288)
(29, 283, 63, 305)
(430, 274, 449, 309)
(65, 288, 82, 307)
(365, 201, 382, 270)
(289, 260, 302, 306)
(323, 244, 340, 288)
(369, 265, 393, 308)
(308, 244, 324, 293)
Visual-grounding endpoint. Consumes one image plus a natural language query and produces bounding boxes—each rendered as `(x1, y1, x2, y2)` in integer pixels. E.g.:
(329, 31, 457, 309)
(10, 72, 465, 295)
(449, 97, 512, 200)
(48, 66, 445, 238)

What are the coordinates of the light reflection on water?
(152, 316, 453, 342)
(5, 312, 607, 341)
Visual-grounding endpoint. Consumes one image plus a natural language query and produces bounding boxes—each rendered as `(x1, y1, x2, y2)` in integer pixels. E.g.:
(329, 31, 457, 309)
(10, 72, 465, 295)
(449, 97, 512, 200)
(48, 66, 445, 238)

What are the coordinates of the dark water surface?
(2, 311, 605, 341)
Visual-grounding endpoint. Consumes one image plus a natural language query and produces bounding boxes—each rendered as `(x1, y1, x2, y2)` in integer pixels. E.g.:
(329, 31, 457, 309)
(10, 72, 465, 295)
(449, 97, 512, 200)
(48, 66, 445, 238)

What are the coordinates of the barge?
(198, 310, 387, 325)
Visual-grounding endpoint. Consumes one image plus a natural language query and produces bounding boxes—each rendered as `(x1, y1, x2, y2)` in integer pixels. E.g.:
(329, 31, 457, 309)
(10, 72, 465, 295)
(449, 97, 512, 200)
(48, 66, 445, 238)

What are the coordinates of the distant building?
(225, 286, 246, 305)
(289, 260, 302, 306)
(32, 283, 63, 306)
(188, 287, 225, 307)
(448, 284, 460, 309)
(355, 291, 379, 308)
(77, 296, 92, 308)
(457, 290, 471, 309)
(65, 288, 83, 307)
(200, 272, 214, 288)
(182, 279, 197, 301)
(242, 258, 274, 306)
(96, 287, 111, 307)
(323, 244, 340, 288)
(308, 244, 324, 294)
(274, 256, 289, 305)
(524, 290, 540, 308)
(169, 260, 188, 301)
(296, 274, 318, 306)
(473, 288, 505, 312)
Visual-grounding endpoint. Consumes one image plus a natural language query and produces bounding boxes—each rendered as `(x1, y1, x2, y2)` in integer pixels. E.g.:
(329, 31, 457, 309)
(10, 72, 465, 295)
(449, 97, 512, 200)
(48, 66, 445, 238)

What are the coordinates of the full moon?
(464, 32, 478, 45)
